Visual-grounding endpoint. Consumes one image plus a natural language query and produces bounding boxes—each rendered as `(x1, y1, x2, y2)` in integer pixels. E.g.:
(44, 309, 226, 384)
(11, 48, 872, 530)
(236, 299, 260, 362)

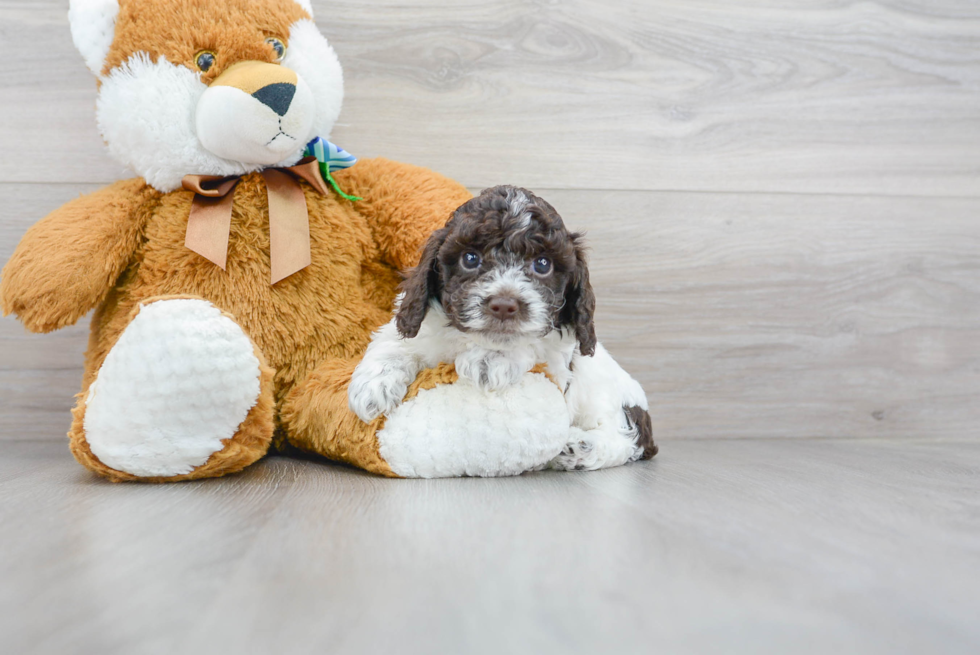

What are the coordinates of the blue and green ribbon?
(304, 137, 362, 202)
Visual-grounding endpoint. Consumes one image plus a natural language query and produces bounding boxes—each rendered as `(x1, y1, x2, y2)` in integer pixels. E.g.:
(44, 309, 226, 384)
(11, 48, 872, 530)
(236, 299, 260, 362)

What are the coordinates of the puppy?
(348, 185, 657, 470)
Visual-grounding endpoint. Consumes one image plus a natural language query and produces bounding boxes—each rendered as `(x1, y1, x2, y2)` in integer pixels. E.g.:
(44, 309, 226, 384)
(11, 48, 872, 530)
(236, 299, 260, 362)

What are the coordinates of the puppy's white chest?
(453, 345, 538, 391)
(415, 310, 575, 391)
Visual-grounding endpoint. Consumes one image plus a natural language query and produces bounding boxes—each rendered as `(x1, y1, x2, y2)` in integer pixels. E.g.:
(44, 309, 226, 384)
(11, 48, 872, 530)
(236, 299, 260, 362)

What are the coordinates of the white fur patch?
(282, 19, 344, 141)
(453, 346, 537, 391)
(377, 373, 570, 478)
(565, 343, 649, 425)
(348, 327, 419, 422)
(504, 187, 532, 228)
(550, 423, 643, 471)
(551, 343, 652, 470)
(196, 78, 315, 165)
(69, 0, 119, 75)
(83, 299, 262, 478)
(97, 53, 275, 192)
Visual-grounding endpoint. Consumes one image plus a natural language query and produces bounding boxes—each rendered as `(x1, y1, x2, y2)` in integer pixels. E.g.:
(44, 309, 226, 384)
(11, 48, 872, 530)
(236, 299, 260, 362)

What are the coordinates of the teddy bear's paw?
(377, 372, 569, 478)
(82, 299, 263, 478)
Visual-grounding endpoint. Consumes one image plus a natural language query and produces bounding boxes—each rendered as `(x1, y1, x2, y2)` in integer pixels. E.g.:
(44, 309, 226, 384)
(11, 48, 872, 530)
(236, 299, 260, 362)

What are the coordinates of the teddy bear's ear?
(292, 0, 315, 17)
(68, 0, 120, 76)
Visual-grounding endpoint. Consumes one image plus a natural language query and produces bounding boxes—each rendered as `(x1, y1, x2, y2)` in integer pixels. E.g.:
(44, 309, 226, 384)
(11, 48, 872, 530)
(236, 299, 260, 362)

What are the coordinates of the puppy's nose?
(487, 296, 520, 321)
(252, 83, 296, 116)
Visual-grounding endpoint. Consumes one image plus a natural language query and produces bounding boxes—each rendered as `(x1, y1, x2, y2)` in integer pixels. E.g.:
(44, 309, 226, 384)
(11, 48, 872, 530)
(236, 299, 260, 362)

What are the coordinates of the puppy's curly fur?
(349, 186, 657, 470)
(397, 186, 596, 356)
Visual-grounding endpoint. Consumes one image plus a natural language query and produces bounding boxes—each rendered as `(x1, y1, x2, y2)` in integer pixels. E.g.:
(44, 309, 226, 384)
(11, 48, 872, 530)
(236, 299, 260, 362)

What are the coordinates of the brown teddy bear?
(1, 0, 652, 481)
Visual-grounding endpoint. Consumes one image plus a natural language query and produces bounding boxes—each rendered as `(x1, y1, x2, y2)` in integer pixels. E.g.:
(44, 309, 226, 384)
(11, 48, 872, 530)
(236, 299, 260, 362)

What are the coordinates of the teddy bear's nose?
(252, 82, 296, 117)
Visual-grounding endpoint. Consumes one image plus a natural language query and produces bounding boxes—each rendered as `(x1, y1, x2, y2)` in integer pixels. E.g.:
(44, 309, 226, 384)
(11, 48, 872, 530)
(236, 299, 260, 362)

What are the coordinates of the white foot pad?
(376, 373, 569, 478)
(83, 299, 262, 477)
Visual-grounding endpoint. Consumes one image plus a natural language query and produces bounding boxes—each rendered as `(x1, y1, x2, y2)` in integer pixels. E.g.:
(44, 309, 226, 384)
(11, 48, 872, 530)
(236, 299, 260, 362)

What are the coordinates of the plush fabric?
(70, 296, 278, 483)
(375, 364, 569, 478)
(2, 156, 473, 480)
(0, 0, 580, 481)
(101, 0, 309, 79)
(69, 0, 120, 75)
(0, 178, 158, 333)
(82, 298, 265, 478)
(92, 0, 343, 191)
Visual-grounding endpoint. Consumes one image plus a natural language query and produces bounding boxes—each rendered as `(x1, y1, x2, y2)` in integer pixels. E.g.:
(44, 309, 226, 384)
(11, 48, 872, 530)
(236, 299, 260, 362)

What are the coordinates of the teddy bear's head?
(69, 0, 344, 192)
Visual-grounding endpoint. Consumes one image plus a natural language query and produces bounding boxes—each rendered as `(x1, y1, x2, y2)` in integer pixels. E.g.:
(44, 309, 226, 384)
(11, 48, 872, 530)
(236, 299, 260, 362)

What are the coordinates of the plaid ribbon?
(304, 137, 362, 202)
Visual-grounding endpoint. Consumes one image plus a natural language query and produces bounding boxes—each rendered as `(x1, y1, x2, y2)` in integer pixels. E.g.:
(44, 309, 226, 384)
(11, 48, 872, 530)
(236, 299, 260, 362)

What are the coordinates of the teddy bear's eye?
(195, 50, 216, 72)
(266, 37, 286, 62)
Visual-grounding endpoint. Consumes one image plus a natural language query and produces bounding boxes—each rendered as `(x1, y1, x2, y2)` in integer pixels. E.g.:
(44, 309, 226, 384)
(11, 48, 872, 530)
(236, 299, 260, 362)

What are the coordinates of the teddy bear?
(1, 0, 653, 481)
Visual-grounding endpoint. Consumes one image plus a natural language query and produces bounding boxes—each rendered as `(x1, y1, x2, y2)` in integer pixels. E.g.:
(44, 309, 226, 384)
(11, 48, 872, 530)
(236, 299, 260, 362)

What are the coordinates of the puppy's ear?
(560, 234, 597, 356)
(396, 227, 449, 338)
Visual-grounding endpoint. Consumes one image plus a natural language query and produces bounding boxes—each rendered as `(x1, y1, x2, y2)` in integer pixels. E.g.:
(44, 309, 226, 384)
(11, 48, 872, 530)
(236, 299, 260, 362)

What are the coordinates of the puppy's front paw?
(348, 368, 412, 423)
(455, 349, 526, 391)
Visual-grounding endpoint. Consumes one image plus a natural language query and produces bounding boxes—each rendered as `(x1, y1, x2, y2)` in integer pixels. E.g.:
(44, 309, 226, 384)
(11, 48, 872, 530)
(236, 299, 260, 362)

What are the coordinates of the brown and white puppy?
(397, 185, 595, 357)
(349, 186, 657, 470)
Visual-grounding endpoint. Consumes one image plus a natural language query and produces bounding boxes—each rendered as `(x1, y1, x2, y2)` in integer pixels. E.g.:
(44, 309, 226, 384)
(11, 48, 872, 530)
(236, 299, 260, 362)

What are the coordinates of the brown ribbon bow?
(182, 156, 331, 284)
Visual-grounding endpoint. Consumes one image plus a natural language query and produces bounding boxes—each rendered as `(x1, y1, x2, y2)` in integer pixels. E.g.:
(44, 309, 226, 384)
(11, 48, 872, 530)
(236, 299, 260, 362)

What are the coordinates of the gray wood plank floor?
(1, 439, 977, 654)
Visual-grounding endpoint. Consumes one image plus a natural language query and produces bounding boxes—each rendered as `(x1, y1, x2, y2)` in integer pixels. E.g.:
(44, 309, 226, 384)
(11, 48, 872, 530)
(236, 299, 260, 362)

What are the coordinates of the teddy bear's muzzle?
(195, 61, 316, 166)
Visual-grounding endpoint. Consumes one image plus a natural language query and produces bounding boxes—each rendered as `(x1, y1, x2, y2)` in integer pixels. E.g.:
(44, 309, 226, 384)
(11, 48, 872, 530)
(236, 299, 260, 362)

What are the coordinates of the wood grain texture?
(0, 1, 978, 194)
(3, 184, 978, 441)
(569, 189, 980, 441)
(1, 439, 977, 654)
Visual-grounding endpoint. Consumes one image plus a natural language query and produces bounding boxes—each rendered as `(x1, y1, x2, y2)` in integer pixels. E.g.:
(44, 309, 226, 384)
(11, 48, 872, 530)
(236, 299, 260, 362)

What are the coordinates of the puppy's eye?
(532, 256, 553, 276)
(195, 50, 216, 72)
(461, 251, 482, 270)
(266, 37, 287, 61)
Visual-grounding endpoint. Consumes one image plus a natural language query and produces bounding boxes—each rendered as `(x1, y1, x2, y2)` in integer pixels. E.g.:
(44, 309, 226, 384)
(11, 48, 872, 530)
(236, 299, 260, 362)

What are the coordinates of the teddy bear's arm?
(0, 179, 158, 333)
(336, 158, 473, 270)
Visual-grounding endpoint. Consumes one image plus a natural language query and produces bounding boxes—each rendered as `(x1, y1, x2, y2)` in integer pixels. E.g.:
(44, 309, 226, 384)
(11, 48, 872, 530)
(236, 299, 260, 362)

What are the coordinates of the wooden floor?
(2, 438, 978, 654)
(2, 1, 980, 652)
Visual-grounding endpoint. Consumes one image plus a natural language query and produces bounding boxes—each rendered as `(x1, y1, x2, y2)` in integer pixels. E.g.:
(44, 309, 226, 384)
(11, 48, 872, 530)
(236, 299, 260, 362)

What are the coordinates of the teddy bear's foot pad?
(376, 372, 570, 478)
(83, 299, 262, 478)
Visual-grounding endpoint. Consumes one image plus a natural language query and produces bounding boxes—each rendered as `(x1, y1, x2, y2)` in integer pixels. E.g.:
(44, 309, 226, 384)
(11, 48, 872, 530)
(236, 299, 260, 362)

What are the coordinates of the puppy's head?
(396, 186, 597, 356)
